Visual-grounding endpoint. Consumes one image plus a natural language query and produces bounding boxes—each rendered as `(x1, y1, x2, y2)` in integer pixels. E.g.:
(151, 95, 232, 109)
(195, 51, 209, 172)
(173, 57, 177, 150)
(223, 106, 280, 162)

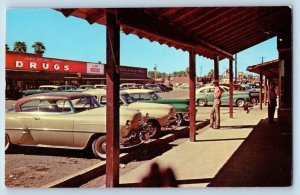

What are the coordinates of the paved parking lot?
(4, 89, 247, 187)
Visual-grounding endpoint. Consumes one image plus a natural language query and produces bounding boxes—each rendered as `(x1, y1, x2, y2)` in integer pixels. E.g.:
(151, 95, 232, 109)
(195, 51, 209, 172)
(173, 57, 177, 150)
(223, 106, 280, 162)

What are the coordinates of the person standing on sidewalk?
(268, 80, 277, 123)
(210, 80, 224, 129)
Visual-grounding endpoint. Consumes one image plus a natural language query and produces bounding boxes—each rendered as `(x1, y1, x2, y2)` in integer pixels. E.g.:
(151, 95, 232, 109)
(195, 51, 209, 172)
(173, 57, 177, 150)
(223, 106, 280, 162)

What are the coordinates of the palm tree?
(5, 44, 10, 51)
(32, 42, 46, 55)
(207, 69, 214, 80)
(13, 41, 27, 53)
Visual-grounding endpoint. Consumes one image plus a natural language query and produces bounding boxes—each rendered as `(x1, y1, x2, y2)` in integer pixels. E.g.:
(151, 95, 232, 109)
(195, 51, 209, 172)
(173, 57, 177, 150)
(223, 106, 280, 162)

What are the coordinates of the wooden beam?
(229, 59, 233, 118)
(117, 9, 233, 60)
(259, 70, 263, 110)
(264, 77, 268, 106)
(189, 48, 196, 142)
(60, 8, 77, 17)
(106, 11, 120, 188)
(214, 55, 219, 81)
(87, 10, 105, 24)
(235, 54, 237, 83)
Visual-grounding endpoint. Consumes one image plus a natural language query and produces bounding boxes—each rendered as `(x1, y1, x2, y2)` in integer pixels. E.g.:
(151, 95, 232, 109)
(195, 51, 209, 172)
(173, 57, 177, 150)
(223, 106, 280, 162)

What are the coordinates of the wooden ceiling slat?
(187, 7, 238, 34)
(227, 33, 270, 53)
(200, 8, 254, 38)
(118, 8, 233, 59)
(56, 7, 291, 60)
(210, 9, 283, 47)
(169, 7, 200, 23)
(218, 10, 289, 51)
(178, 7, 224, 30)
(159, 8, 182, 18)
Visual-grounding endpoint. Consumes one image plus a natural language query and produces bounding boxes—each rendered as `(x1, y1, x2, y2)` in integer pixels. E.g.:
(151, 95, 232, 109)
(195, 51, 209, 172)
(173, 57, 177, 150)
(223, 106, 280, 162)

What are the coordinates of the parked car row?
(120, 83, 173, 93)
(5, 89, 189, 160)
(5, 92, 151, 160)
(21, 82, 174, 97)
(21, 84, 100, 96)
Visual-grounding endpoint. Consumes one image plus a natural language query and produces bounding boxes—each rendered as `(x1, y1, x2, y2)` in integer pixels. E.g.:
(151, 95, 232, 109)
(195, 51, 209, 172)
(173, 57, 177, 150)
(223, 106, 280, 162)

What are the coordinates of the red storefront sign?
(6, 52, 104, 75)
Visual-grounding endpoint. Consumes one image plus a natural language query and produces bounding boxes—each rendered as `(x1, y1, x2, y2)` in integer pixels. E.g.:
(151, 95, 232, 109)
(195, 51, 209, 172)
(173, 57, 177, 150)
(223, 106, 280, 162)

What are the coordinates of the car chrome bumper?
(120, 124, 150, 149)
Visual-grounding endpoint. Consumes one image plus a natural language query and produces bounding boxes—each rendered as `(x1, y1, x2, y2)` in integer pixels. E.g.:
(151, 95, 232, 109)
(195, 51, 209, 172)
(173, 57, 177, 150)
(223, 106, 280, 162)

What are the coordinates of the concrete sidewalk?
(118, 105, 291, 187)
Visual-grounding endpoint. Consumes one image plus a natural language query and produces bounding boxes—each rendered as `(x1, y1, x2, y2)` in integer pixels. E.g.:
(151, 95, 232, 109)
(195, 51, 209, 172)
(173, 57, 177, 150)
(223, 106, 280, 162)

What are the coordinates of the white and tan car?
(84, 89, 179, 139)
(5, 92, 150, 159)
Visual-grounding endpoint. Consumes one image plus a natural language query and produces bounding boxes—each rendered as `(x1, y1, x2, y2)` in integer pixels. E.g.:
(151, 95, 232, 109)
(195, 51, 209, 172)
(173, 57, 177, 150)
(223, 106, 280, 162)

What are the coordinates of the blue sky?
(6, 8, 278, 77)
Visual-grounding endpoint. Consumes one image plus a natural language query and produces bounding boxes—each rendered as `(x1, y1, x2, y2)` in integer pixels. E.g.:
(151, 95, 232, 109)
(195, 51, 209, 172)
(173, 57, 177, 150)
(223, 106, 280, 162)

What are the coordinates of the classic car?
(144, 84, 162, 93)
(94, 84, 106, 89)
(120, 83, 145, 89)
(120, 89, 190, 125)
(222, 84, 262, 104)
(54, 85, 78, 92)
(78, 85, 95, 90)
(156, 83, 173, 92)
(22, 85, 59, 96)
(196, 86, 251, 107)
(5, 92, 150, 159)
(84, 89, 178, 139)
(178, 83, 189, 89)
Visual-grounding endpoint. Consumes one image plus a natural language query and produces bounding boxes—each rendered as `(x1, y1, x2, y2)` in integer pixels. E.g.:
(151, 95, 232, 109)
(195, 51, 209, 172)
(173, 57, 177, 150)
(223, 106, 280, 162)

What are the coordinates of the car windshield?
(127, 91, 161, 101)
(6, 104, 15, 112)
(39, 87, 56, 90)
(148, 92, 161, 100)
(71, 96, 101, 112)
(121, 94, 136, 104)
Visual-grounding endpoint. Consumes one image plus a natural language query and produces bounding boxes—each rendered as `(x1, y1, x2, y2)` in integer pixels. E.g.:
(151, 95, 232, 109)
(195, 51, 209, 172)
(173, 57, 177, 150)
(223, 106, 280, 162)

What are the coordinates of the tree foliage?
(5, 44, 10, 51)
(13, 41, 27, 53)
(32, 42, 46, 55)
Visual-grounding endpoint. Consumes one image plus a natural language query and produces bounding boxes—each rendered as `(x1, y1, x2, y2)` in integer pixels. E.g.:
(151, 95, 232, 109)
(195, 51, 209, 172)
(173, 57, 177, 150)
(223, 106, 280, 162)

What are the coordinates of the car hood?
(79, 107, 142, 124)
(128, 102, 173, 110)
(23, 89, 41, 93)
(83, 106, 140, 116)
(146, 98, 189, 104)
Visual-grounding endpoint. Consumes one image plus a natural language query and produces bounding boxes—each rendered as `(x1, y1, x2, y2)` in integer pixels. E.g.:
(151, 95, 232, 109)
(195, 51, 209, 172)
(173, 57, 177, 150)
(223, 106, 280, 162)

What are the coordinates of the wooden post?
(214, 55, 219, 81)
(189, 48, 196, 142)
(229, 59, 233, 118)
(106, 10, 120, 188)
(259, 70, 263, 110)
(234, 54, 237, 83)
(264, 77, 267, 106)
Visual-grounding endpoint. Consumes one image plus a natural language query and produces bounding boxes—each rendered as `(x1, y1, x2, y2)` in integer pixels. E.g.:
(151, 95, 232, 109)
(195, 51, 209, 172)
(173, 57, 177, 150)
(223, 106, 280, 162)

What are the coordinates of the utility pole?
(154, 64, 157, 84)
(261, 57, 265, 63)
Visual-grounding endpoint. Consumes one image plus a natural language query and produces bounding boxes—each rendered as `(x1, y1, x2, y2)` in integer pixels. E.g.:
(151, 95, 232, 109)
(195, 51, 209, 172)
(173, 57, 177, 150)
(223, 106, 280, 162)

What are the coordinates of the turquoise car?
(121, 89, 190, 124)
(196, 86, 250, 107)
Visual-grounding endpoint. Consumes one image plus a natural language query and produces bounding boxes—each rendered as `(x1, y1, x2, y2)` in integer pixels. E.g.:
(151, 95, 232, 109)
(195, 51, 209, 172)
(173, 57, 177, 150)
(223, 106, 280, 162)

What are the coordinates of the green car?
(196, 86, 251, 107)
(121, 89, 190, 124)
(22, 85, 59, 96)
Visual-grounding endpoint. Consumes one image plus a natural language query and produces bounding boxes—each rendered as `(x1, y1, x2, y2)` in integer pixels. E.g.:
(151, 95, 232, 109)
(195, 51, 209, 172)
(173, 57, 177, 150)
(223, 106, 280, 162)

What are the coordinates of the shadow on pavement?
(208, 118, 292, 187)
(120, 118, 292, 187)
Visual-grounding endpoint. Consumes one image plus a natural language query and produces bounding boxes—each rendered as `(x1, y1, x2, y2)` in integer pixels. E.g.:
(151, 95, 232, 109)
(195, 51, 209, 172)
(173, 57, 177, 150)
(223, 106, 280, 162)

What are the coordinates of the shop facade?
(5, 51, 151, 98)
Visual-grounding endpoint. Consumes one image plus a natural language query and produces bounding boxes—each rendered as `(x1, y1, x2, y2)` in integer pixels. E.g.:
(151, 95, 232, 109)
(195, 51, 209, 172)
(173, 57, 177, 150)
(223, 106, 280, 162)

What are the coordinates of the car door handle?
(34, 117, 40, 120)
